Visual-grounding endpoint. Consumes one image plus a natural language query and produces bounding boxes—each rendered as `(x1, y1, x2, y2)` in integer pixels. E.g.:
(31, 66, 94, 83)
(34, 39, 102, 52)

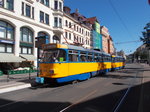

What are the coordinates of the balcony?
(53, 26, 64, 34)
(52, 9, 63, 16)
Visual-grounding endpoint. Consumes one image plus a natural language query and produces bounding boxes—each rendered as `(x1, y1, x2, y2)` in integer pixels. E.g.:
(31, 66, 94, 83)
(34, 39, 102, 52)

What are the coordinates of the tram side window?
(94, 53, 99, 62)
(80, 51, 87, 62)
(103, 56, 106, 62)
(108, 56, 111, 61)
(69, 50, 79, 62)
(40, 49, 66, 62)
(99, 55, 103, 62)
(87, 52, 93, 62)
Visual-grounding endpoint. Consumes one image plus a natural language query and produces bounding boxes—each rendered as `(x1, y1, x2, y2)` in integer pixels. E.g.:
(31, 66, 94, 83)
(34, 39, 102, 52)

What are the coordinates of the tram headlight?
(50, 70, 54, 74)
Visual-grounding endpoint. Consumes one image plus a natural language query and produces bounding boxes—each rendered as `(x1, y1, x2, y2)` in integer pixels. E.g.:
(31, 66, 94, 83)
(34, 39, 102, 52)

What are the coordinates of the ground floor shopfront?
(0, 11, 64, 74)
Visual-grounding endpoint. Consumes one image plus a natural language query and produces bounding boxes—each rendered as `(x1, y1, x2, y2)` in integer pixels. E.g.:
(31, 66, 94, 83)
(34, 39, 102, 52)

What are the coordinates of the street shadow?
(0, 81, 150, 112)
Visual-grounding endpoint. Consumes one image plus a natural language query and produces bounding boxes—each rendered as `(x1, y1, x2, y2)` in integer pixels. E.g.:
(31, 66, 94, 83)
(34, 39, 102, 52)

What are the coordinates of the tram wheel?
(72, 80, 78, 84)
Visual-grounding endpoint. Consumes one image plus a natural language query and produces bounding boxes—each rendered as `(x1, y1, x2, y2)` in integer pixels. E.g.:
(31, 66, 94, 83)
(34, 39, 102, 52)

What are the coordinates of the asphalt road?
(0, 63, 147, 112)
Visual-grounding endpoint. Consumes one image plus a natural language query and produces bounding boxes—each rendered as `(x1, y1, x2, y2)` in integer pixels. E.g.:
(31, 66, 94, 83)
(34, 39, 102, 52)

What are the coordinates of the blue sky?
(64, 0, 150, 54)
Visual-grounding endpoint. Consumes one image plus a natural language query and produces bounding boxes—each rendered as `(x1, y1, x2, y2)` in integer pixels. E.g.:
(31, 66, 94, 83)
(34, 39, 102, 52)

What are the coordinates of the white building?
(63, 6, 91, 49)
(0, 0, 64, 66)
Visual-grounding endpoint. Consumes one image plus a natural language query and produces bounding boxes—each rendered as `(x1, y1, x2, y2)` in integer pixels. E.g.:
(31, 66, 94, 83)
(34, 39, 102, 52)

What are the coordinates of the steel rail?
(113, 70, 138, 112)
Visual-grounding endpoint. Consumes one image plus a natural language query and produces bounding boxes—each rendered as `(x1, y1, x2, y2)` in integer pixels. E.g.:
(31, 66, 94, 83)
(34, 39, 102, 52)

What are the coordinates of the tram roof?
(67, 44, 104, 54)
(43, 43, 111, 55)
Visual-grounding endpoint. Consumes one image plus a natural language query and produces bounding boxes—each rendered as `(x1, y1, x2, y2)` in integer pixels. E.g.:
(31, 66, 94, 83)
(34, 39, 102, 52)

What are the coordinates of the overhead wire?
(108, 0, 135, 41)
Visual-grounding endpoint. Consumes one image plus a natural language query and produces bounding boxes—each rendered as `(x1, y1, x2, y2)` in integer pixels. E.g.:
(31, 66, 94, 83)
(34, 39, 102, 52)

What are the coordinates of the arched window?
(0, 20, 14, 40)
(20, 27, 33, 43)
(38, 31, 50, 43)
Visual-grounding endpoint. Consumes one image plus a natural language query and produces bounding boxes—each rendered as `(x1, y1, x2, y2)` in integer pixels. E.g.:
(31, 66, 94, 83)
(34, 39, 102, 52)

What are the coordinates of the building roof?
(86, 17, 99, 24)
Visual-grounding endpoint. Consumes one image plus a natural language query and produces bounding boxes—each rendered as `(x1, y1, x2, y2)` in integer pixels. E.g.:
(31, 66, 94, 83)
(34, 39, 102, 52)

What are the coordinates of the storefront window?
(20, 46, 33, 54)
(0, 44, 13, 53)
(28, 48, 32, 54)
(0, 44, 5, 52)
(7, 44, 12, 53)
(22, 47, 28, 54)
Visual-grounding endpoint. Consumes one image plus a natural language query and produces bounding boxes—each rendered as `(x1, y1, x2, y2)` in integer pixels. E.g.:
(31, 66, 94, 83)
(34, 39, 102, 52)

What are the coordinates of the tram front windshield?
(40, 49, 66, 63)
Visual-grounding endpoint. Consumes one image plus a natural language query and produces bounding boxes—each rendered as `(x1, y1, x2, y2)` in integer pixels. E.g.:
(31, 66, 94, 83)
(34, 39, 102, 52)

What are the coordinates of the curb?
(0, 83, 31, 94)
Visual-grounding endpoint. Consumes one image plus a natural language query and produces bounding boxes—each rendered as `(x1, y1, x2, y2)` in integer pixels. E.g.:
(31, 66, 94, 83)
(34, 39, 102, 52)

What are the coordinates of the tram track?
(112, 65, 144, 112)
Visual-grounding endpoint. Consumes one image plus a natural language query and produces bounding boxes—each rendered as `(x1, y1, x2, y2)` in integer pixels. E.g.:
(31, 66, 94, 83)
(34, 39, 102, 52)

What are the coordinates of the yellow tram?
(36, 43, 125, 84)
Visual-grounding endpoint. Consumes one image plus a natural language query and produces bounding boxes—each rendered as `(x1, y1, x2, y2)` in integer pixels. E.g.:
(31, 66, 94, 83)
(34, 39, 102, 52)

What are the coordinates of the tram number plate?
(36, 77, 44, 84)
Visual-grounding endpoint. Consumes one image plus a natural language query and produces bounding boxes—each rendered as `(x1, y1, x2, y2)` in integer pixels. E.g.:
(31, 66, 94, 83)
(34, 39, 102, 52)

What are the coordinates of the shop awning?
(20, 54, 37, 61)
(0, 53, 25, 62)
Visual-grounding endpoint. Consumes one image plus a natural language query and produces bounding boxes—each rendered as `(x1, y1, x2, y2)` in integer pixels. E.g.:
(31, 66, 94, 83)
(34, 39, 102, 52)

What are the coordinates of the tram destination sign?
(42, 44, 57, 50)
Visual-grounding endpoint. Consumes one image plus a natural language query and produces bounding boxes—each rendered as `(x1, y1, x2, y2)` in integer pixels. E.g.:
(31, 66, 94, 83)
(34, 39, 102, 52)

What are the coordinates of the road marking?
(60, 89, 97, 112)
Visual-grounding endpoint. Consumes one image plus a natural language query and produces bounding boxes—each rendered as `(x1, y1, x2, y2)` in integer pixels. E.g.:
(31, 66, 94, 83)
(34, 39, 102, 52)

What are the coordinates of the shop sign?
(0, 40, 14, 44)
(20, 42, 33, 47)
(43, 44, 56, 50)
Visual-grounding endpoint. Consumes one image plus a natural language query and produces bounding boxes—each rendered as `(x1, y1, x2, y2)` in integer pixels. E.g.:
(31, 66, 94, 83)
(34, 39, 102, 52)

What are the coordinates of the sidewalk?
(0, 72, 37, 94)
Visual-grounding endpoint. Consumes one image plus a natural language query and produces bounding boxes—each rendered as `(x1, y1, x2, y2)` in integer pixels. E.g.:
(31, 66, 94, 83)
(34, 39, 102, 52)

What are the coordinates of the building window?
(45, 14, 49, 25)
(26, 5, 31, 18)
(22, 2, 24, 15)
(54, 17, 58, 27)
(54, 1, 58, 10)
(54, 17, 62, 28)
(0, 44, 5, 52)
(0, 20, 14, 40)
(65, 32, 68, 39)
(40, 11, 44, 23)
(69, 33, 71, 40)
(40, 0, 49, 7)
(0, 43, 13, 53)
(6, 0, 14, 10)
(82, 29, 84, 34)
(74, 25, 76, 30)
(59, 18, 62, 28)
(59, 2, 62, 11)
(65, 20, 68, 27)
(0, 0, 4, 7)
(32, 7, 34, 19)
(74, 35, 76, 41)
(20, 46, 32, 54)
(82, 38, 84, 43)
(0, 0, 14, 11)
(69, 22, 71, 28)
(22, 2, 34, 19)
(40, 11, 49, 25)
(20, 27, 33, 43)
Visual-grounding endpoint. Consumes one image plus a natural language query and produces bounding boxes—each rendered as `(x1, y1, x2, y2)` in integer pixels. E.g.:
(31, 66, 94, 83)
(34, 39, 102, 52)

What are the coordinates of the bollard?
(7, 74, 9, 82)
(29, 69, 31, 80)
